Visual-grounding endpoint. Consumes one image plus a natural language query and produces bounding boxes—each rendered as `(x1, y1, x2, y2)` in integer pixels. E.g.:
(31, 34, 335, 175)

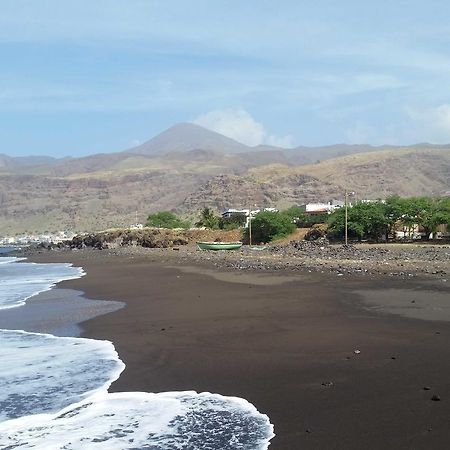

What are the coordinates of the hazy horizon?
(3, 121, 450, 160)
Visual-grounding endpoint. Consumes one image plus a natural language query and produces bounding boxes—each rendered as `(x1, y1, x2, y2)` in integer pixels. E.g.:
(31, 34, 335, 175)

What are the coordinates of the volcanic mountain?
(127, 122, 251, 155)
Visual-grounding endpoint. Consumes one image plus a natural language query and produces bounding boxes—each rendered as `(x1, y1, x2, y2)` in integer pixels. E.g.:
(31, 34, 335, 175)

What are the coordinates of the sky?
(2, 0, 450, 157)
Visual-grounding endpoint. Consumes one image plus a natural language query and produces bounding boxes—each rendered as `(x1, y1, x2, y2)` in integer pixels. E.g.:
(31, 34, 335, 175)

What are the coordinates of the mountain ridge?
(3, 122, 450, 168)
(0, 123, 449, 234)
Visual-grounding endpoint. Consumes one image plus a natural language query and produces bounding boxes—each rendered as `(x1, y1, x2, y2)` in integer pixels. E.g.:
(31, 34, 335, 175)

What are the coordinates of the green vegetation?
(195, 207, 220, 229)
(327, 202, 388, 241)
(219, 212, 247, 230)
(244, 210, 296, 243)
(327, 196, 450, 241)
(283, 206, 328, 227)
(384, 196, 450, 238)
(146, 211, 190, 229)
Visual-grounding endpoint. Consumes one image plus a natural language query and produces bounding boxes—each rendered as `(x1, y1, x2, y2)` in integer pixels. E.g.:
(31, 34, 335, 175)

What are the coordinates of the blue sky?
(2, 0, 450, 157)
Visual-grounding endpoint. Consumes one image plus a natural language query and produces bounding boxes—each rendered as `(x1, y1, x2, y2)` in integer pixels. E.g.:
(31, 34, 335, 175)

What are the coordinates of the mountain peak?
(127, 122, 251, 155)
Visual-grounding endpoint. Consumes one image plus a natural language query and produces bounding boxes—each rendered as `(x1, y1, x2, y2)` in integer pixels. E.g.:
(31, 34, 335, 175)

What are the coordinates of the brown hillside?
(293, 149, 450, 197)
(0, 147, 448, 234)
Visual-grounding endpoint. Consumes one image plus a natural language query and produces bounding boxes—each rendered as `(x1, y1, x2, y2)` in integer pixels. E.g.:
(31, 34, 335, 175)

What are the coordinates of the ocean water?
(0, 257, 85, 309)
(0, 257, 274, 449)
(0, 246, 17, 254)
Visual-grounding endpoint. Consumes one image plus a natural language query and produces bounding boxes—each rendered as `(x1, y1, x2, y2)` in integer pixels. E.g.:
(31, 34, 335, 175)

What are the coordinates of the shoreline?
(0, 287, 124, 337)
(25, 249, 450, 449)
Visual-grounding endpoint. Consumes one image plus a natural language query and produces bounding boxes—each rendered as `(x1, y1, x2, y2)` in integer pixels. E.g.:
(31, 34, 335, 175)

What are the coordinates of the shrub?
(146, 211, 190, 229)
(195, 207, 220, 229)
(282, 206, 327, 227)
(219, 213, 247, 230)
(244, 211, 295, 243)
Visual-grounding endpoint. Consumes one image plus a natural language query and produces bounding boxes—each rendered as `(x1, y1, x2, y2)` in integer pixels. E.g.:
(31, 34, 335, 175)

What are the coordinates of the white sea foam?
(0, 391, 274, 449)
(0, 256, 25, 264)
(0, 257, 275, 449)
(0, 257, 84, 309)
(0, 329, 124, 422)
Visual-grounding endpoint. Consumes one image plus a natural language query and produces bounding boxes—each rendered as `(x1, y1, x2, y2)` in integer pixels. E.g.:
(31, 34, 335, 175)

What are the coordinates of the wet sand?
(29, 250, 450, 449)
(0, 288, 123, 337)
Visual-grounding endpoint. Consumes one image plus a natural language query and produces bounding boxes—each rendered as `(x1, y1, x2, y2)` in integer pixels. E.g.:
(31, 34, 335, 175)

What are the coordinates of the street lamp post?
(344, 191, 356, 245)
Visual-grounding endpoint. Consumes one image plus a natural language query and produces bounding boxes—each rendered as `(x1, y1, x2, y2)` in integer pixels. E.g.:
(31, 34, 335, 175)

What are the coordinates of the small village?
(220, 198, 450, 241)
(0, 231, 76, 247)
(3, 196, 449, 247)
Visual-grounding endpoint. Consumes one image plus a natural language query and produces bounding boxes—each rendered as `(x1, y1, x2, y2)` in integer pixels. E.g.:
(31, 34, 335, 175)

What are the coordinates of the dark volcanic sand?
(29, 251, 450, 450)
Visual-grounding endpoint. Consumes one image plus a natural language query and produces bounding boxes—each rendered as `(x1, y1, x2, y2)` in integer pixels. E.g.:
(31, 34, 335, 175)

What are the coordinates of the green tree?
(328, 196, 450, 242)
(412, 197, 450, 239)
(283, 206, 306, 223)
(244, 211, 295, 243)
(384, 196, 408, 238)
(390, 197, 446, 239)
(282, 206, 328, 227)
(195, 207, 220, 229)
(219, 213, 247, 230)
(146, 211, 190, 229)
(327, 207, 363, 240)
(438, 197, 450, 228)
(327, 201, 388, 241)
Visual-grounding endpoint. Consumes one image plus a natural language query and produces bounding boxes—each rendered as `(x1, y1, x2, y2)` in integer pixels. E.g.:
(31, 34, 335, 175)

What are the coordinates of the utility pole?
(248, 207, 252, 246)
(345, 190, 348, 245)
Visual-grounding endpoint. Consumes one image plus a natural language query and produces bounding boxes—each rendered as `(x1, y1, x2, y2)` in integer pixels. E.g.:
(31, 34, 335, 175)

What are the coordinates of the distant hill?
(0, 153, 57, 170)
(179, 148, 450, 213)
(127, 122, 251, 155)
(0, 123, 449, 234)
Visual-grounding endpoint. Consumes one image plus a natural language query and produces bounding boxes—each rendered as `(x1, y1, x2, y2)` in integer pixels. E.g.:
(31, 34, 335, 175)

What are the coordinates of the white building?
(300, 200, 345, 215)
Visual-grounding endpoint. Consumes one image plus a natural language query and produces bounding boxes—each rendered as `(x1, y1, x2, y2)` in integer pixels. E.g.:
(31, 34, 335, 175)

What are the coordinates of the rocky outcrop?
(37, 227, 243, 251)
(69, 228, 190, 250)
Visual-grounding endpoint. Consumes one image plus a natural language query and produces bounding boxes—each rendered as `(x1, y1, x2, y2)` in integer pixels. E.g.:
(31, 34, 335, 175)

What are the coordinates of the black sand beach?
(28, 249, 450, 449)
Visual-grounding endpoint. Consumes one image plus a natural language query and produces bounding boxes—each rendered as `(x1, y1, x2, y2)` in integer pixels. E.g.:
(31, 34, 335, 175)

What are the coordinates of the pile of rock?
(269, 238, 330, 256)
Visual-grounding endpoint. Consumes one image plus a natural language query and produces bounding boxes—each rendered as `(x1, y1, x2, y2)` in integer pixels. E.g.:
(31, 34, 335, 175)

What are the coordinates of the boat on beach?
(196, 241, 243, 251)
(249, 245, 267, 251)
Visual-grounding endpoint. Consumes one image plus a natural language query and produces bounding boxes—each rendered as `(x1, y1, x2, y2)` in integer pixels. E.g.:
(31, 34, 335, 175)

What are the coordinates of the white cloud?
(193, 108, 293, 147)
(406, 104, 450, 143)
(424, 104, 450, 132)
(266, 134, 294, 148)
(345, 122, 375, 144)
(193, 109, 264, 146)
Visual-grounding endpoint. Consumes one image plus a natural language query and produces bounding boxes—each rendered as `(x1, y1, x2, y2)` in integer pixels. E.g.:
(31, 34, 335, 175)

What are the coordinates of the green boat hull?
(196, 241, 243, 251)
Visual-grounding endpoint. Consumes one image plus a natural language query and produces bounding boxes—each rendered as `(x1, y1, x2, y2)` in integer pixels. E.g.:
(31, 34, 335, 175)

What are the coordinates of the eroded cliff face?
(179, 173, 341, 213)
(1, 147, 449, 234)
(0, 171, 210, 234)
